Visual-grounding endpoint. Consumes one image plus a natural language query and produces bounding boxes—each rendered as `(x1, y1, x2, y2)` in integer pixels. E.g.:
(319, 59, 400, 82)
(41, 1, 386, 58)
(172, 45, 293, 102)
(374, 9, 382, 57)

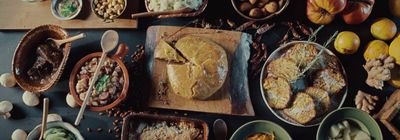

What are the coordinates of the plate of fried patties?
(260, 41, 348, 127)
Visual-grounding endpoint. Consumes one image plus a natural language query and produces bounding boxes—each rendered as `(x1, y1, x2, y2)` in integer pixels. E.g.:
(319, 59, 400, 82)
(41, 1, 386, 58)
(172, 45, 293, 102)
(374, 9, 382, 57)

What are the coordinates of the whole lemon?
(389, 35, 400, 64)
(334, 31, 361, 54)
(389, 65, 400, 88)
(364, 40, 389, 60)
(389, 0, 400, 18)
(371, 18, 397, 40)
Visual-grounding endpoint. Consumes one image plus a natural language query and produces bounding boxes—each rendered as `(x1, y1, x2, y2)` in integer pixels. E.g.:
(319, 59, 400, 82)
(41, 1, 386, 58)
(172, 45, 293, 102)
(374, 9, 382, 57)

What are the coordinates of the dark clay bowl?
(12, 25, 71, 93)
(69, 44, 130, 112)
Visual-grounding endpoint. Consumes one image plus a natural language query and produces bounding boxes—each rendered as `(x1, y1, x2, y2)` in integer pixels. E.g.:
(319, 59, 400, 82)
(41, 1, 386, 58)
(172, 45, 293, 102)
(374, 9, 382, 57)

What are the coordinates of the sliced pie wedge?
(154, 40, 186, 63)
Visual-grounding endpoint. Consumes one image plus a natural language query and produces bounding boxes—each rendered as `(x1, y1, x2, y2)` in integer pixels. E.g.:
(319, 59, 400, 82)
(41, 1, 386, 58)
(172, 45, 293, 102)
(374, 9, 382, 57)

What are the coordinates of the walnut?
(355, 90, 378, 114)
(363, 55, 395, 90)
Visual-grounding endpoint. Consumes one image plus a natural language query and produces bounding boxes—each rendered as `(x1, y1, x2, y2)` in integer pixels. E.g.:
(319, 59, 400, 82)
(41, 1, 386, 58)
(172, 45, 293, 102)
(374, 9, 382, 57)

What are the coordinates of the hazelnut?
(239, 2, 252, 12)
(249, 8, 264, 18)
(257, 0, 270, 8)
(249, 0, 258, 5)
(278, 0, 286, 8)
(264, 1, 278, 13)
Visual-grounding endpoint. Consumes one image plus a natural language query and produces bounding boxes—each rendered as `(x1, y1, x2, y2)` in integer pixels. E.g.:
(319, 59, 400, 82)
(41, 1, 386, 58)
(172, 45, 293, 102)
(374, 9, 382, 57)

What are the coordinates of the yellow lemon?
(389, 65, 400, 88)
(389, 35, 400, 64)
(334, 31, 360, 54)
(371, 18, 397, 40)
(364, 40, 389, 60)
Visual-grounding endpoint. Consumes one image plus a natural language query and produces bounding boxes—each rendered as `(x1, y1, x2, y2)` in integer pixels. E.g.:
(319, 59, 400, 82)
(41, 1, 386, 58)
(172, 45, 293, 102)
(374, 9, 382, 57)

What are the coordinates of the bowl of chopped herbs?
(51, 0, 82, 20)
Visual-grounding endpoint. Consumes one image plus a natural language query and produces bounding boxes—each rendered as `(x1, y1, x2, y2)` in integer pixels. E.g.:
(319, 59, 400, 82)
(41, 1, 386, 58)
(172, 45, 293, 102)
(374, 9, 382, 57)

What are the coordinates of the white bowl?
(51, 0, 83, 20)
(27, 121, 84, 140)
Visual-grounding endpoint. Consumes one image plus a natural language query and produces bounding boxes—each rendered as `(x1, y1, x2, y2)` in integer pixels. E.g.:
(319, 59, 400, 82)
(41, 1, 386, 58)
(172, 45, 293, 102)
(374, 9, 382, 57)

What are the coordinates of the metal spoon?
(46, 33, 86, 48)
(39, 98, 49, 140)
(213, 119, 228, 140)
(74, 30, 118, 126)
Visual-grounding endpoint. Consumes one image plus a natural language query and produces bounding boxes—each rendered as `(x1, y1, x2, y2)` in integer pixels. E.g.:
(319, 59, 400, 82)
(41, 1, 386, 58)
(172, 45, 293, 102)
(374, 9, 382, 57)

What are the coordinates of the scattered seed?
(97, 128, 103, 132)
(87, 128, 92, 132)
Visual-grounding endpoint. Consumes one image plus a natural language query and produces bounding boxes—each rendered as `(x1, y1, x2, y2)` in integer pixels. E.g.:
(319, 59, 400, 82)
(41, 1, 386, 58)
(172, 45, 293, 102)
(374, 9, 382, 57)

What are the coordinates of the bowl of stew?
(69, 43, 129, 111)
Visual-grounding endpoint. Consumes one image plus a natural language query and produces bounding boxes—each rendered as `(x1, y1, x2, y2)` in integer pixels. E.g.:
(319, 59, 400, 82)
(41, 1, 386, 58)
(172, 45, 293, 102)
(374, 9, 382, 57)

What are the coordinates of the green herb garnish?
(58, 0, 78, 17)
(95, 75, 110, 92)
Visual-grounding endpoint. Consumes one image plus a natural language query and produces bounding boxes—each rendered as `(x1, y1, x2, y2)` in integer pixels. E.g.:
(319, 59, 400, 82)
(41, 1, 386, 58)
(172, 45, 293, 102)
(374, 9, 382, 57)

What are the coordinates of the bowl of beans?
(91, 0, 126, 22)
(69, 44, 129, 111)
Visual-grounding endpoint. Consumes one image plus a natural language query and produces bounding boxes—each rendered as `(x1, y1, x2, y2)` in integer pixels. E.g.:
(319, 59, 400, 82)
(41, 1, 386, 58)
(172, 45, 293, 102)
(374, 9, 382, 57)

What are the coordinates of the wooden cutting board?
(0, 0, 138, 30)
(145, 26, 255, 116)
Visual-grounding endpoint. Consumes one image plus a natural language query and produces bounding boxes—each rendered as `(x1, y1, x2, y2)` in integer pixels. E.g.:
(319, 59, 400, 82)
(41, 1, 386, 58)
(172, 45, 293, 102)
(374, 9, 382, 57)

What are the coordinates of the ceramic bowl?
(51, 0, 83, 20)
(231, 0, 290, 21)
(69, 44, 129, 112)
(26, 121, 84, 140)
(144, 0, 208, 18)
(317, 107, 383, 140)
(230, 120, 292, 140)
(259, 41, 348, 127)
(91, 0, 127, 22)
(12, 25, 71, 93)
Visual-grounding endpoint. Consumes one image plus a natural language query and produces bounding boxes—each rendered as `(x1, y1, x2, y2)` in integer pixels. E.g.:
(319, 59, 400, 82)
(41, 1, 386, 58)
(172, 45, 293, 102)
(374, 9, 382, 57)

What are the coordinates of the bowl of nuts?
(92, 0, 126, 22)
(231, 0, 290, 21)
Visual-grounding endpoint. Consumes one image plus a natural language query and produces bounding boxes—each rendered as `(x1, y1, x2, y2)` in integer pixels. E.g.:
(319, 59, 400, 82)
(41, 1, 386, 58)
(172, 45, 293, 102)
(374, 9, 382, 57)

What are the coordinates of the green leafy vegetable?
(95, 75, 110, 92)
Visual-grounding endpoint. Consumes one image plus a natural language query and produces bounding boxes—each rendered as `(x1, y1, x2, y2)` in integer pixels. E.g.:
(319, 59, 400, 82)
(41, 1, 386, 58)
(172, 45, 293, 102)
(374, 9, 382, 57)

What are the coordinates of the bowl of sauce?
(51, 0, 82, 20)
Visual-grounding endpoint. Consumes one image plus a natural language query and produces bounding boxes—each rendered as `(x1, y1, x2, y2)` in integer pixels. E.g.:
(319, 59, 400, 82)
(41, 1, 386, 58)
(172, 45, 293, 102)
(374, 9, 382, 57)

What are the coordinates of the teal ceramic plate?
(230, 120, 292, 140)
(317, 107, 383, 140)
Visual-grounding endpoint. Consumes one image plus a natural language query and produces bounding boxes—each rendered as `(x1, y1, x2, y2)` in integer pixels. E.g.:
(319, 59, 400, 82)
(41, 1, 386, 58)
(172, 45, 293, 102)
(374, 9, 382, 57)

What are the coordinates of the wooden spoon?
(47, 33, 86, 48)
(39, 98, 49, 140)
(213, 119, 227, 140)
(74, 30, 119, 126)
(131, 8, 192, 19)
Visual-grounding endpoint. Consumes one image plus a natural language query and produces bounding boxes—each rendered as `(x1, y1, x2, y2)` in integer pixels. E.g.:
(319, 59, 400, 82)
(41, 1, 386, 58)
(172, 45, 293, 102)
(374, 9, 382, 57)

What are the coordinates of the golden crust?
(305, 87, 331, 115)
(313, 68, 346, 95)
(154, 40, 186, 63)
(267, 58, 300, 81)
(283, 93, 317, 124)
(283, 43, 318, 68)
(167, 36, 228, 100)
(263, 76, 292, 109)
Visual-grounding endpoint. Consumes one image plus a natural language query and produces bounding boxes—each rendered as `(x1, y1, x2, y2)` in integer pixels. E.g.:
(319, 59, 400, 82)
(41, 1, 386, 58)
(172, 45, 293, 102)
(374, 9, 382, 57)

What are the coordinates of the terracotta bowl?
(69, 44, 130, 112)
(12, 25, 71, 93)
(144, 0, 208, 18)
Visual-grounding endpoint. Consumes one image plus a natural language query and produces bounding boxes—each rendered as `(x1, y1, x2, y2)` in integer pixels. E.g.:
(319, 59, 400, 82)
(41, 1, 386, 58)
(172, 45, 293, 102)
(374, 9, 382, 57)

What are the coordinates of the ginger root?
(363, 55, 395, 90)
(355, 90, 378, 114)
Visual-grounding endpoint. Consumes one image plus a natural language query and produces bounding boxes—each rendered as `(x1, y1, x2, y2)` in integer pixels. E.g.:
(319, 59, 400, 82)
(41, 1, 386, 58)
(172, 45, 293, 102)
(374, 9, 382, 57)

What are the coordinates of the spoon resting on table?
(46, 33, 86, 48)
(213, 118, 228, 140)
(131, 8, 192, 19)
(74, 30, 119, 126)
(39, 98, 49, 140)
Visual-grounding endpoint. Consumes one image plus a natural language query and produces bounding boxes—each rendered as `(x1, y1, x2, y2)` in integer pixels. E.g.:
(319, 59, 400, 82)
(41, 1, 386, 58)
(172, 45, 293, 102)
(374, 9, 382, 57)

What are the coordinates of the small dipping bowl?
(12, 25, 71, 93)
(27, 121, 84, 140)
(51, 0, 83, 20)
(69, 44, 130, 112)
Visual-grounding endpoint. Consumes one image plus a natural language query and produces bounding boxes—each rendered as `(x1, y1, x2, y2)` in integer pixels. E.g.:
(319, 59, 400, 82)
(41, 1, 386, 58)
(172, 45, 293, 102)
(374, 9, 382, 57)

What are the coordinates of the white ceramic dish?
(51, 0, 83, 20)
(27, 121, 84, 140)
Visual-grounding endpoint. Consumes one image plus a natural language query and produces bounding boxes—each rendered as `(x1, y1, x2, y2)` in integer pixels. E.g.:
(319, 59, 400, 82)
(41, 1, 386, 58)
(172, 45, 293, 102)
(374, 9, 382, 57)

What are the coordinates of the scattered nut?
(257, 0, 270, 8)
(47, 113, 63, 122)
(239, 2, 252, 12)
(11, 129, 27, 140)
(249, 8, 264, 18)
(249, 0, 258, 5)
(0, 100, 13, 119)
(0, 73, 16, 88)
(66, 93, 77, 108)
(22, 91, 39, 107)
(265, 1, 278, 13)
